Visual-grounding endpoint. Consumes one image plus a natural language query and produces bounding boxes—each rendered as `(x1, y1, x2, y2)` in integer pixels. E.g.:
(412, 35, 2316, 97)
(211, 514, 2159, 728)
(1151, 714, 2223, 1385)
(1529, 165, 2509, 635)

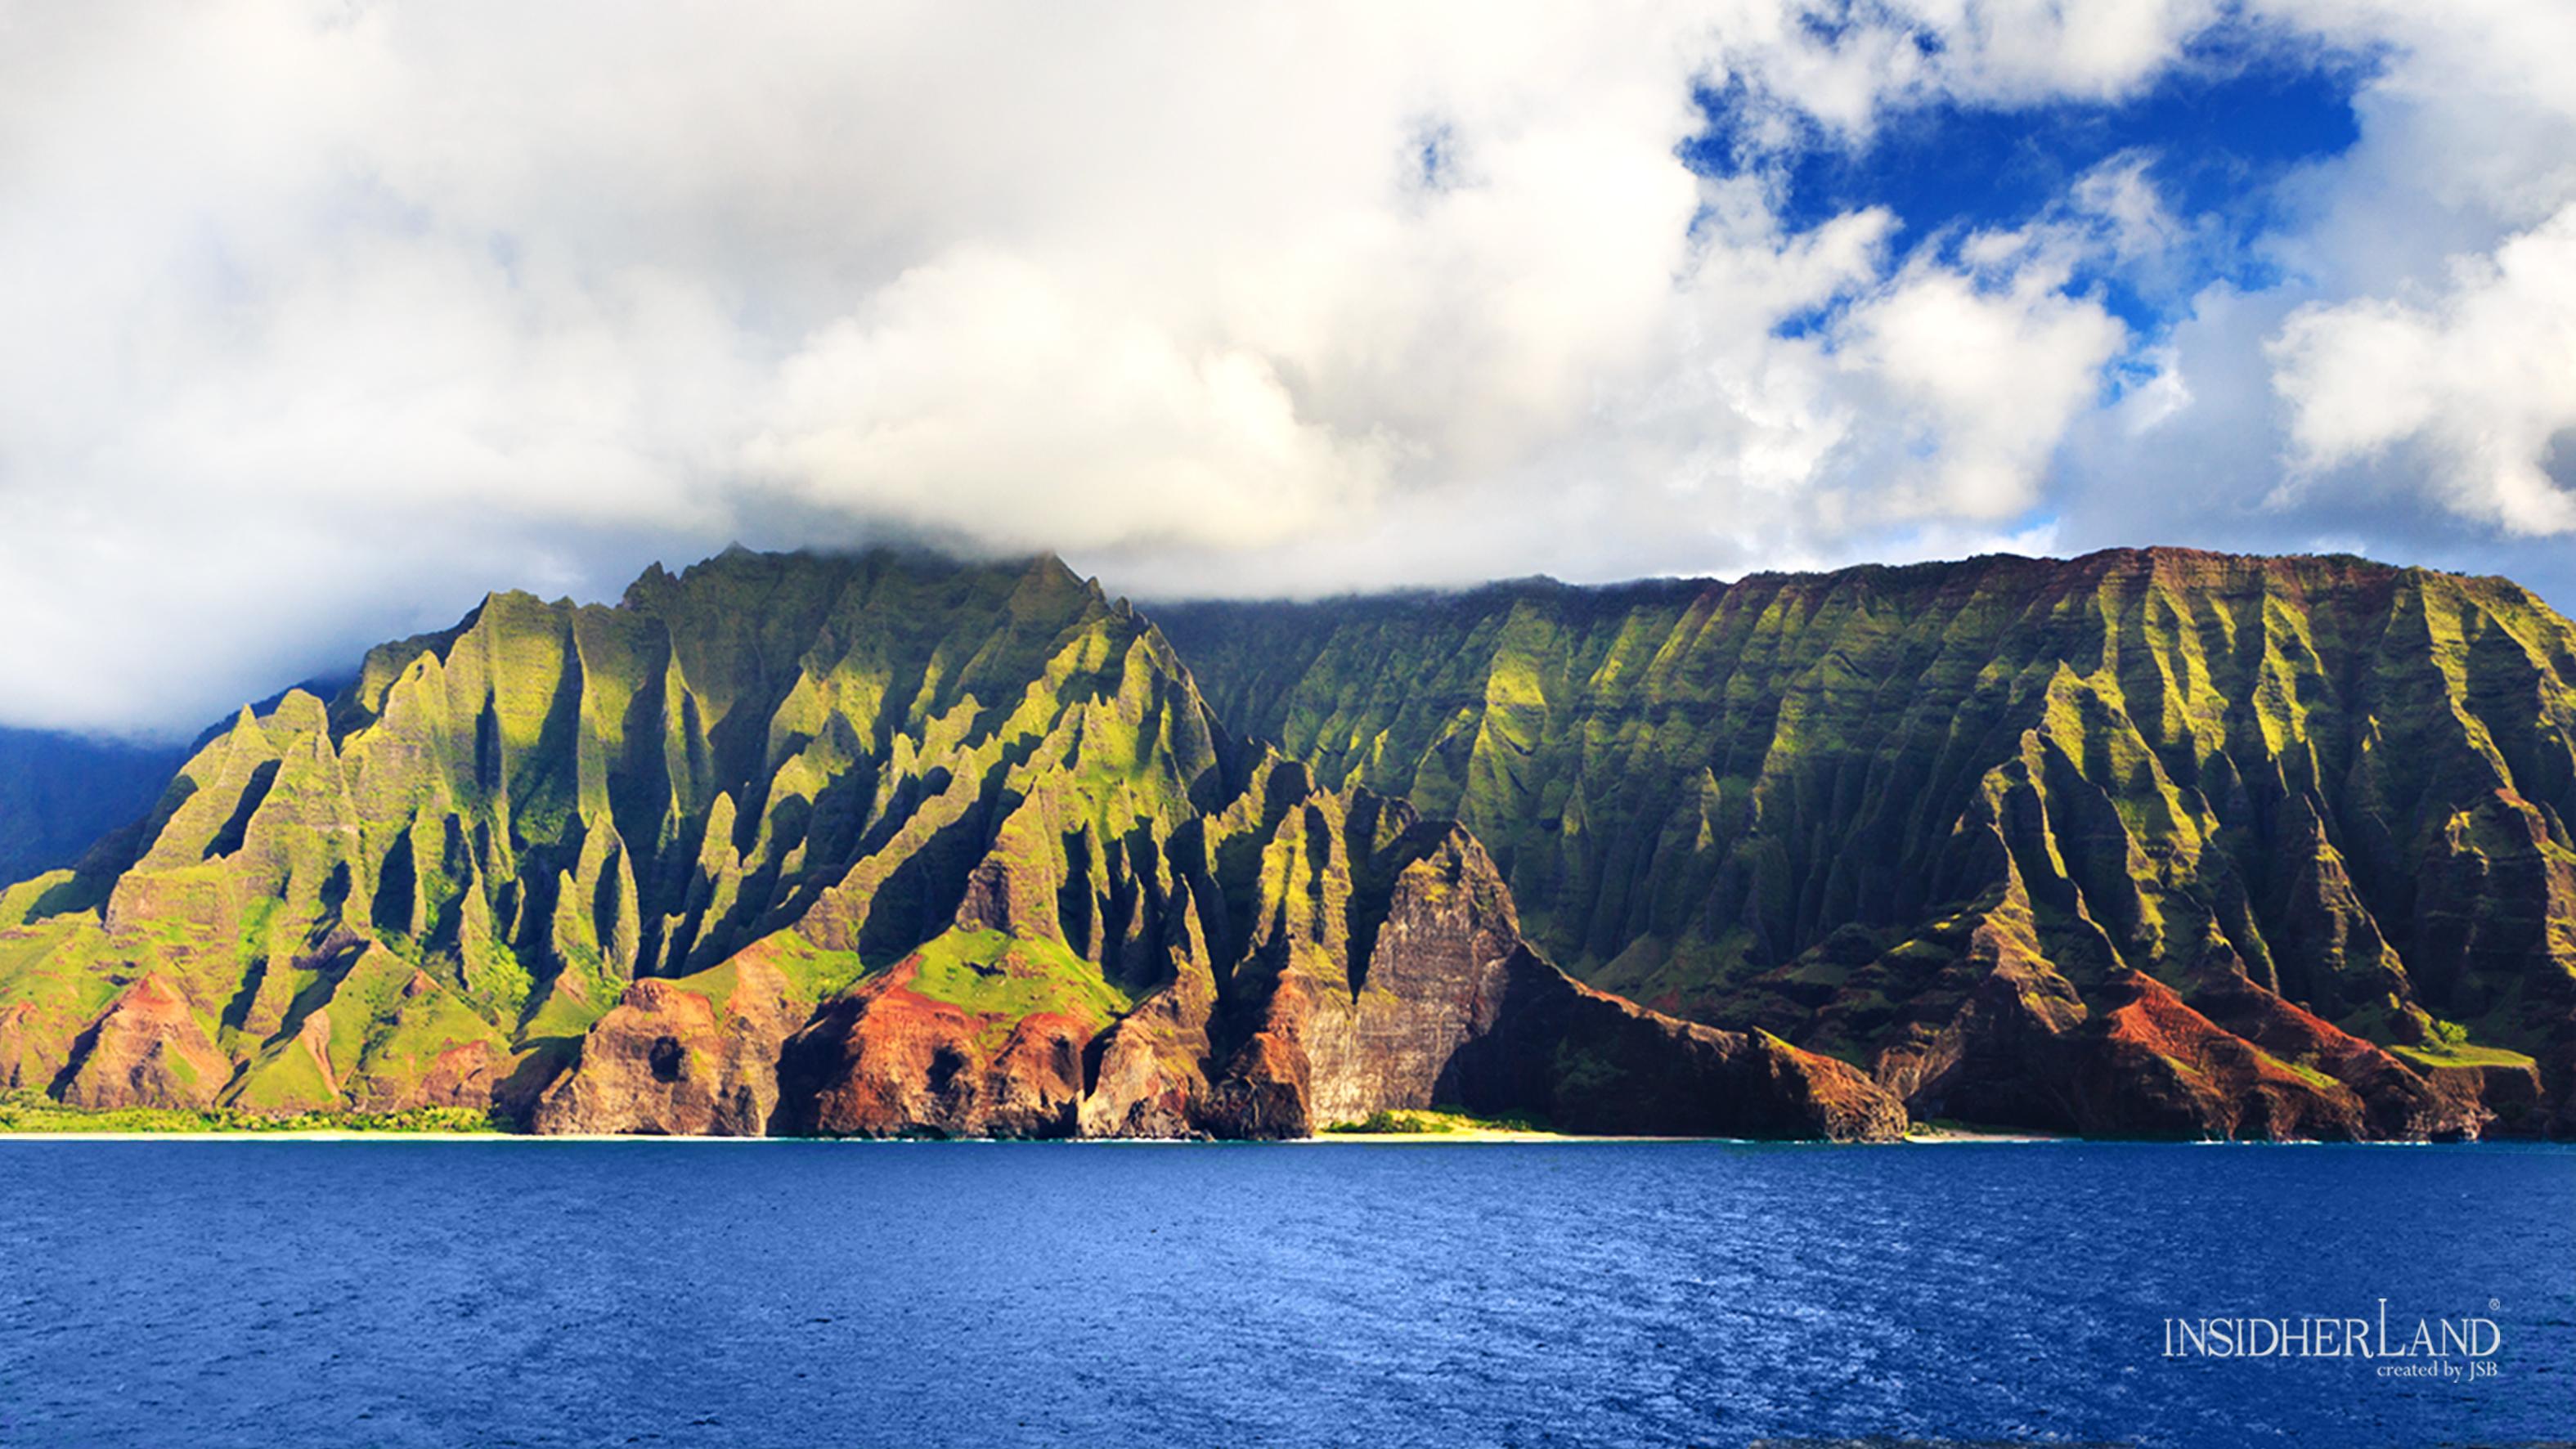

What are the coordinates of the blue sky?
(4, 3, 2576, 735)
(1692, 41, 2364, 338)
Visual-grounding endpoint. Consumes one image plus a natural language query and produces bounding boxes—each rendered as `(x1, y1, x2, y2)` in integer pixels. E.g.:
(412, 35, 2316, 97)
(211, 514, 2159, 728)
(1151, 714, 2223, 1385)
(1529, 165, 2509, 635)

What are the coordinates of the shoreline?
(0, 1127, 2547, 1145)
(1901, 1126, 2072, 1143)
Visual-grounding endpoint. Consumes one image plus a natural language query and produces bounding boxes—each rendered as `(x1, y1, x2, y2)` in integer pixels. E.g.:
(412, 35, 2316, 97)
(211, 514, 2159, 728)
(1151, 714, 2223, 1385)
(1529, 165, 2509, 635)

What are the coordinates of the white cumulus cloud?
(2269, 204, 2576, 535)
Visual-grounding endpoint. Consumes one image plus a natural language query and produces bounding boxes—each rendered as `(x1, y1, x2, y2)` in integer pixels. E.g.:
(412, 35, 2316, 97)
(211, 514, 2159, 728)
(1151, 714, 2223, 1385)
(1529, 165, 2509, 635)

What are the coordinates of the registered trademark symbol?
(2489, 1298, 2501, 1312)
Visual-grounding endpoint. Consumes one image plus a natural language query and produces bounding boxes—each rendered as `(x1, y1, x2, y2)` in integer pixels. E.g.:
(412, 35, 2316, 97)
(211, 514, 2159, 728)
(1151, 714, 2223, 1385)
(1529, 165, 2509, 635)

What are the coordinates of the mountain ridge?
(1157, 544, 2576, 1137)
(0, 545, 1896, 1140)
(2, 542, 2569, 1139)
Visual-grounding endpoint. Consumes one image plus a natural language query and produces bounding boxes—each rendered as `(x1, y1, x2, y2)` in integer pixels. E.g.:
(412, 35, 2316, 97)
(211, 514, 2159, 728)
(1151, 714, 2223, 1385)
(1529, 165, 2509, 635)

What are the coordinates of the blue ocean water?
(1, 1141, 2569, 1447)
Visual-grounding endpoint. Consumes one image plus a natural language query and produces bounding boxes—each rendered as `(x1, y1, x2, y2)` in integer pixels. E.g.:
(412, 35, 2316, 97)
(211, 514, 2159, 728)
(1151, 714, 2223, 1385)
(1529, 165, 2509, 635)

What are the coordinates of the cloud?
(0, 0, 2192, 736)
(1886, 0, 2224, 104)
(1711, 0, 2223, 135)
(747, 246, 1398, 555)
(1832, 256, 2126, 518)
(2033, 0, 2576, 576)
(5, 2, 2571, 736)
(2269, 204, 2576, 534)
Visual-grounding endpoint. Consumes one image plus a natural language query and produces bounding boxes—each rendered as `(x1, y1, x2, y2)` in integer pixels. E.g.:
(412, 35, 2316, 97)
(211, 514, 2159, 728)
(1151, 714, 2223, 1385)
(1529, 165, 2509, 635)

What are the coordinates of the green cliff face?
(7, 544, 2570, 1138)
(0, 546, 1896, 1140)
(1157, 549, 2576, 1137)
(1, 550, 1229, 1118)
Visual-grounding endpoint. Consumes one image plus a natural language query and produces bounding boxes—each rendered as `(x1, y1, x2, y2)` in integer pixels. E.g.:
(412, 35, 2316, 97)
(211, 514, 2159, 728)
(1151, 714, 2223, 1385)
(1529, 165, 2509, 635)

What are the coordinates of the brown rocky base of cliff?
(50, 975, 229, 1111)
(530, 778, 1910, 1142)
(1896, 964, 2516, 1142)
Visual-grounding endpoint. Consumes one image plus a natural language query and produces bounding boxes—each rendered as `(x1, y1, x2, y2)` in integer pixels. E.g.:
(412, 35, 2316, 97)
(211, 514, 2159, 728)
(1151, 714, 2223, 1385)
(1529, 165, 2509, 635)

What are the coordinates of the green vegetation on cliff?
(900, 927, 1137, 1036)
(1159, 549, 2576, 1135)
(2, 544, 2569, 1140)
(0, 1092, 504, 1134)
(0, 547, 1228, 1128)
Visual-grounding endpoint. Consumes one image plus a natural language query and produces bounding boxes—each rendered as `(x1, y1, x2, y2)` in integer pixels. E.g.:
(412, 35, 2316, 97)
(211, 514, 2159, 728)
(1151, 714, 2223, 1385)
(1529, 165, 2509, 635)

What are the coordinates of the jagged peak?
(620, 559, 678, 609)
(265, 689, 330, 737)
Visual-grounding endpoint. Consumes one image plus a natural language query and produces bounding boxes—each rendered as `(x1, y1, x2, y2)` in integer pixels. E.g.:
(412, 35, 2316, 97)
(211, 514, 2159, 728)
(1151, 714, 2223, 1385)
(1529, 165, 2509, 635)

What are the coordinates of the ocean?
(2, 1139, 2569, 1447)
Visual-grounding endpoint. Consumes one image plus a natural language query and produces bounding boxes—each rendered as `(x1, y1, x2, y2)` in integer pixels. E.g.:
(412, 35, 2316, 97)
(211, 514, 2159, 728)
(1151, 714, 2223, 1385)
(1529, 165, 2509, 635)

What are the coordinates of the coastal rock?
(2184, 970, 2485, 1139)
(2055, 971, 2371, 1140)
(532, 960, 797, 1136)
(1868, 905, 2095, 1132)
(404, 1039, 501, 1111)
(771, 962, 1088, 1138)
(0, 1000, 43, 1090)
(1201, 808, 1907, 1142)
(53, 974, 229, 1111)
(1078, 954, 1216, 1138)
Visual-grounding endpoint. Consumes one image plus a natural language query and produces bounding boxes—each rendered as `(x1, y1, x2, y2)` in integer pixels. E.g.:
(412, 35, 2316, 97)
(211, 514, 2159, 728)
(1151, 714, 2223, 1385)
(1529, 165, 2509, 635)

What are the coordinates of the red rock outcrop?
(694, 783, 1911, 1142)
(2185, 970, 2486, 1139)
(771, 962, 1092, 1138)
(532, 959, 798, 1136)
(0, 1000, 43, 1090)
(54, 974, 230, 1110)
(2054, 971, 2372, 1139)
(402, 1040, 500, 1111)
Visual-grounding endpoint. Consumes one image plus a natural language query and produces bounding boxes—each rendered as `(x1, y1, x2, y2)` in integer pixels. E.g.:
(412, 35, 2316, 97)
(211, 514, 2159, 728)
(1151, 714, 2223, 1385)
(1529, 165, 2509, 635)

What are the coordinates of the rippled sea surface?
(2, 1141, 2570, 1447)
